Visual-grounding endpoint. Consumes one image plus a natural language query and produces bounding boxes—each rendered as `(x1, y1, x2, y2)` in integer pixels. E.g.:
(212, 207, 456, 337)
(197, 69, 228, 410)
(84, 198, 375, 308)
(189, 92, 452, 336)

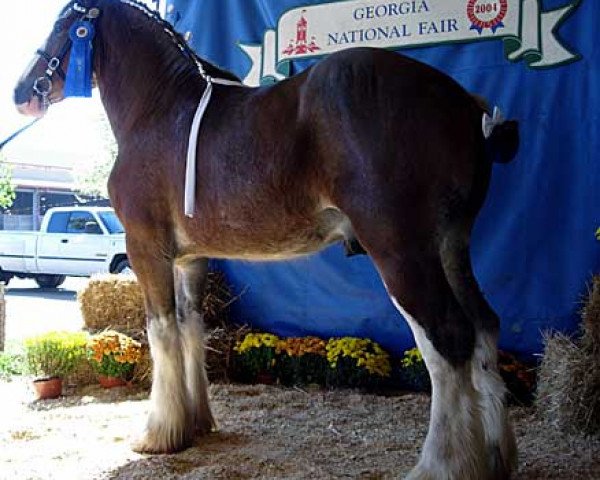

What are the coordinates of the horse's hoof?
(406, 462, 490, 480)
(488, 442, 517, 480)
(195, 416, 217, 436)
(131, 429, 191, 454)
(405, 465, 436, 480)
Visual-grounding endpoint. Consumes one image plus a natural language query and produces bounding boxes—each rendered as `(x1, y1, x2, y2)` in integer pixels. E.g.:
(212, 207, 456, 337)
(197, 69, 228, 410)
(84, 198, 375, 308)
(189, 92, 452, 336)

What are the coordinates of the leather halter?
(32, 2, 100, 107)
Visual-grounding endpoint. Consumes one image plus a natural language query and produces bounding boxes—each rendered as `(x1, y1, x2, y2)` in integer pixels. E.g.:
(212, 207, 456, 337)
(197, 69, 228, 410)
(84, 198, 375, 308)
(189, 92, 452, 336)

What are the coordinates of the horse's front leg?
(174, 257, 216, 435)
(128, 245, 192, 454)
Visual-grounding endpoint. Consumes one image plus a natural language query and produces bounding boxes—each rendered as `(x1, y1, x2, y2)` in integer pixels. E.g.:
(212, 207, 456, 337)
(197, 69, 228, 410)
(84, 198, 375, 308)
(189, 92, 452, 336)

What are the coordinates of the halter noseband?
(32, 2, 100, 107)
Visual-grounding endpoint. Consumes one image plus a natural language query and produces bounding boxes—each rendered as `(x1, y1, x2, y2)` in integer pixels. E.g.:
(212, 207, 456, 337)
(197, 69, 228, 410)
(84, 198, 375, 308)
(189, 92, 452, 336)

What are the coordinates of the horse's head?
(14, 1, 100, 117)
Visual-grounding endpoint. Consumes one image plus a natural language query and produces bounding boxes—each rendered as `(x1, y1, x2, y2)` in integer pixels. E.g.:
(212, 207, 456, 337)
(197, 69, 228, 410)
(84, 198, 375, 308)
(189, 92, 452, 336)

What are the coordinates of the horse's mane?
(115, 0, 240, 83)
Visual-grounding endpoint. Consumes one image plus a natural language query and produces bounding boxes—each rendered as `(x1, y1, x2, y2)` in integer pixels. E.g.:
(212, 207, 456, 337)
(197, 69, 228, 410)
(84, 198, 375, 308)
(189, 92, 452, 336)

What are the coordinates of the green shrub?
(0, 350, 25, 380)
(24, 331, 88, 379)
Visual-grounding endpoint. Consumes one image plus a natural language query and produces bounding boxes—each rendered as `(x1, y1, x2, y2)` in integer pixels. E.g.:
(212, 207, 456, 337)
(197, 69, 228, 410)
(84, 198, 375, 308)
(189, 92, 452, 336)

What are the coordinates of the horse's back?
(297, 48, 485, 224)
(305, 47, 473, 111)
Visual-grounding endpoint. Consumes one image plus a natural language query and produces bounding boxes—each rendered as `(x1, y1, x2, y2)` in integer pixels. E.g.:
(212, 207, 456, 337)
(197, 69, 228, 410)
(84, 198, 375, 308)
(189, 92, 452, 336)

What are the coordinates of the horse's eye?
(54, 20, 66, 33)
(54, 6, 73, 30)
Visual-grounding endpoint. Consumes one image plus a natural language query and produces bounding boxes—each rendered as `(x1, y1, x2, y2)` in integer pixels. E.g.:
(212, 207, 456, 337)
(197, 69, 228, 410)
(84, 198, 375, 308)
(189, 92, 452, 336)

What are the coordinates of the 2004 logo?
(467, 0, 508, 33)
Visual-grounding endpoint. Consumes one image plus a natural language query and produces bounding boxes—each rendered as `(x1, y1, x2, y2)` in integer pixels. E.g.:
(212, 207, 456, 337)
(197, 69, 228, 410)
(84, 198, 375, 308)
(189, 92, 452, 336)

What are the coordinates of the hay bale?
(127, 323, 250, 388)
(536, 276, 600, 435)
(79, 272, 233, 333)
(77, 271, 237, 388)
(131, 343, 152, 388)
(582, 275, 600, 347)
(202, 271, 234, 329)
(79, 275, 146, 332)
(206, 324, 251, 383)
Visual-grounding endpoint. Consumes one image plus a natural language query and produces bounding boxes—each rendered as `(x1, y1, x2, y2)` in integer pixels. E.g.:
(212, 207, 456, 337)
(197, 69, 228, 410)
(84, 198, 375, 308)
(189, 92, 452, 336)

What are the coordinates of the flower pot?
(33, 377, 63, 400)
(256, 371, 275, 385)
(98, 375, 127, 388)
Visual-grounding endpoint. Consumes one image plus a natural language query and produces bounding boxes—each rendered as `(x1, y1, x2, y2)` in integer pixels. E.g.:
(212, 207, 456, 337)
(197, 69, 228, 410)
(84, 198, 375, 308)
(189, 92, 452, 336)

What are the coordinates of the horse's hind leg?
(174, 257, 216, 436)
(128, 241, 192, 453)
(364, 240, 487, 479)
(440, 231, 517, 478)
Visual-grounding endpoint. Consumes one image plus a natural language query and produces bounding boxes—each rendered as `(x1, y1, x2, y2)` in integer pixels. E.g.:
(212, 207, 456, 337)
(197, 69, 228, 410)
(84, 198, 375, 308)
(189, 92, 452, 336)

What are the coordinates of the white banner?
(239, 0, 581, 86)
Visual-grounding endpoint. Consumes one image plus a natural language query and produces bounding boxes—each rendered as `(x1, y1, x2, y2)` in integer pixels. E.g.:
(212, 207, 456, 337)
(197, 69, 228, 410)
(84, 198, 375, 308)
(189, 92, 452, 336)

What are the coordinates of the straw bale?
(206, 324, 251, 383)
(74, 271, 237, 388)
(131, 343, 152, 388)
(79, 272, 233, 333)
(79, 275, 146, 332)
(202, 271, 234, 329)
(536, 276, 600, 435)
(582, 275, 600, 347)
(126, 323, 250, 388)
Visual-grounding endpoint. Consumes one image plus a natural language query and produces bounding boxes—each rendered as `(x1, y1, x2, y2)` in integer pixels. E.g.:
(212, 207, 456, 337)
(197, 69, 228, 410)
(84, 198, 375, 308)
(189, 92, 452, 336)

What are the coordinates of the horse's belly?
(175, 208, 352, 261)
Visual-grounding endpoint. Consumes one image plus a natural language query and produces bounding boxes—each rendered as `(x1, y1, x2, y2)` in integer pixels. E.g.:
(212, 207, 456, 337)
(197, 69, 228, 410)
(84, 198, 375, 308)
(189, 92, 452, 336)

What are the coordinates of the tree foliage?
(0, 152, 16, 209)
(73, 108, 117, 198)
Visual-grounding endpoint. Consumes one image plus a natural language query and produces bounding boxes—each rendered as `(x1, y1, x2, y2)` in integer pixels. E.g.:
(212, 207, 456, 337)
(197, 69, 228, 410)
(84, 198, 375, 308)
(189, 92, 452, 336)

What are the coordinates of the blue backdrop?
(166, 0, 599, 358)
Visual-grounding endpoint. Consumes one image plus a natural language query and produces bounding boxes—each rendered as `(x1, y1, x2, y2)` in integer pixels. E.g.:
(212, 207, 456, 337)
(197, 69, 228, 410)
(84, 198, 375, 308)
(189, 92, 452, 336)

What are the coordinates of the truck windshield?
(98, 211, 125, 234)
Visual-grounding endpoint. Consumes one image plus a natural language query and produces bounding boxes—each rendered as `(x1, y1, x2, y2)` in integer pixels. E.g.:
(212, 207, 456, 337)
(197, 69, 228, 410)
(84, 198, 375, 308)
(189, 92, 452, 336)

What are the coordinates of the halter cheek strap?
(32, 4, 100, 106)
(35, 49, 67, 80)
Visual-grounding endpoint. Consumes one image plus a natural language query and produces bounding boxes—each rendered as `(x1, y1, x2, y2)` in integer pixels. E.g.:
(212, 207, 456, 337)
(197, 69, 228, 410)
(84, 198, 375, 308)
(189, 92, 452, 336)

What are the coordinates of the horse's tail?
(471, 93, 519, 164)
(486, 119, 519, 164)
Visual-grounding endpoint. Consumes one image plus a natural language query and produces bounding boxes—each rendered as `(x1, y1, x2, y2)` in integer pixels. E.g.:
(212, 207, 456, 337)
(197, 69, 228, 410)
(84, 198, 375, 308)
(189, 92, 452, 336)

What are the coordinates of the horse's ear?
(76, 0, 93, 9)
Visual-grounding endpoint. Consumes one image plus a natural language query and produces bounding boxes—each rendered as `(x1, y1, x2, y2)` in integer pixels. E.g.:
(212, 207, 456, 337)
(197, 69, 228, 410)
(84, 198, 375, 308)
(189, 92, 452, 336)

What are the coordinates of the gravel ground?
(0, 379, 599, 480)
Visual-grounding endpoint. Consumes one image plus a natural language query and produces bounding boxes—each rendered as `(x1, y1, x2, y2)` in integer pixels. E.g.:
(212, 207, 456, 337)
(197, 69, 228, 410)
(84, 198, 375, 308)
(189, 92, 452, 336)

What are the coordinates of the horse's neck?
(94, 2, 205, 140)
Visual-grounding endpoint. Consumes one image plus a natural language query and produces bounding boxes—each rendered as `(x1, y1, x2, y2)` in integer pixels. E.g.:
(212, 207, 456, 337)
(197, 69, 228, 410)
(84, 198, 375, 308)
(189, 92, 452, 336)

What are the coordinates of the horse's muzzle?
(14, 82, 33, 105)
(16, 96, 46, 118)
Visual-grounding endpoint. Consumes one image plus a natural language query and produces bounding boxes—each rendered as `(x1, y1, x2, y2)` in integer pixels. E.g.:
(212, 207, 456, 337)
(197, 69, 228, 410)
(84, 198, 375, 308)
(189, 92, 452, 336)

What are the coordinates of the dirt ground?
(0, 379, 599, 480)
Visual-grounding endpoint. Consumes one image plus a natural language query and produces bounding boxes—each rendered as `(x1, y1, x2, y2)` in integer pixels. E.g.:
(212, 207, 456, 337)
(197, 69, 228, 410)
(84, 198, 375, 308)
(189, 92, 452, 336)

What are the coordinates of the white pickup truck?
(0, 206, 130, 288)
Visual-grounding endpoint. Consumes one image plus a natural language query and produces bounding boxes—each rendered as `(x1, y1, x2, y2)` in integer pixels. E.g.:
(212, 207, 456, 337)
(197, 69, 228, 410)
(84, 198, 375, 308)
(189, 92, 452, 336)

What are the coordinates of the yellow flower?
(326, 337, 391, 377)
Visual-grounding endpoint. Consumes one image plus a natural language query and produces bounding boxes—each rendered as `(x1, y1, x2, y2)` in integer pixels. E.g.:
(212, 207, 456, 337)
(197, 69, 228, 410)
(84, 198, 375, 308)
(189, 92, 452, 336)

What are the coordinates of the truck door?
(37, 211, 110, 276)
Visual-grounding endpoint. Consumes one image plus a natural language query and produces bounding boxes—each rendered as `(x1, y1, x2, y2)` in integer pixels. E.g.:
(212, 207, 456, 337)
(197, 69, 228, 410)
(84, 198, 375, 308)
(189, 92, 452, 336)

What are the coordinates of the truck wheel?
(0, 269, 11, 287)
(35, 274, 66, 289)
(115, 259, 133, 275)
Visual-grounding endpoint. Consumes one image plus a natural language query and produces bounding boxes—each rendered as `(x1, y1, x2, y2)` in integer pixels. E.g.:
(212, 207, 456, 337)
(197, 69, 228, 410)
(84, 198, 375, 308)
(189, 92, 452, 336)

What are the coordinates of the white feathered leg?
(472, 332, 517, 479)
(394, 301, 488, 480)
(176, 259, 216, 436)
(133, 312, 192, 453)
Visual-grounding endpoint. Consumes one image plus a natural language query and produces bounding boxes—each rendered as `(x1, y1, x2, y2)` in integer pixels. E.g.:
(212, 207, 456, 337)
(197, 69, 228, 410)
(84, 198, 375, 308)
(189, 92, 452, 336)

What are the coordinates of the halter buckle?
(48, 57, 60, 71)
(87, 8, 100, 19)
(73, 3, 88, 14)
(33, 77, 52, 96)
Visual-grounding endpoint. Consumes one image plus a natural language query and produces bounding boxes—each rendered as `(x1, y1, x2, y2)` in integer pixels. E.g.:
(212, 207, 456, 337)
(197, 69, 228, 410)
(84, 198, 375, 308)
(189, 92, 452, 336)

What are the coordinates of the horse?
(14, 1, 520, 478)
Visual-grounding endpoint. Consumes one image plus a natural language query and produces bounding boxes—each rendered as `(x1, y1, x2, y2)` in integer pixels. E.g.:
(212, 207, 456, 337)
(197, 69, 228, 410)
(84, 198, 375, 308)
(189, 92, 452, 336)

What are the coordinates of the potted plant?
(87, 330, 141, 387)
(233, 332, 279, 384)
(275, 336, 328, 386)
(399, 347, 431, 392)
(24, 331, 87, 399)
(325, 337, 392, 389)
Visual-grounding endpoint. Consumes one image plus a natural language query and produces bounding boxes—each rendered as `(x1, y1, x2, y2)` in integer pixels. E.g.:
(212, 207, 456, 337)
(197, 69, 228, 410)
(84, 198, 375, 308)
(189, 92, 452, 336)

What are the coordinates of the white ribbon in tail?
(185, 77, 244, 217)
(482, 106, 505, 139)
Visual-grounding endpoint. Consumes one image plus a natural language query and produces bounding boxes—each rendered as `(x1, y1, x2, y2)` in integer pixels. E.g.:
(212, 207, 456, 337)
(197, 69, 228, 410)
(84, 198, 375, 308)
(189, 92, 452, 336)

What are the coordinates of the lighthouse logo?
(282, 11, 321, 56)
